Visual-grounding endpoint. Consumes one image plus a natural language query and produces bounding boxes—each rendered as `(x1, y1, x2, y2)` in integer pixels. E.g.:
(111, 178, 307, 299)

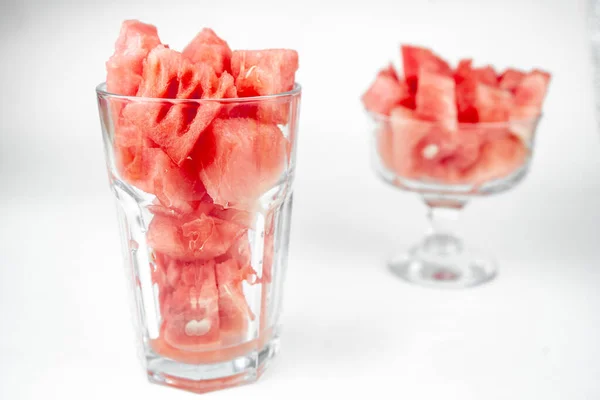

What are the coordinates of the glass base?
(146, 334, 280, 394)
(388, 234, 497, 289)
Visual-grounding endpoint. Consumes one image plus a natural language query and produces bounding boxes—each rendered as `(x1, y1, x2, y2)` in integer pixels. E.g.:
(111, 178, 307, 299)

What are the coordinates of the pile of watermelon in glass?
(96, 20, 301, 393)
(363, 45, 550, 288)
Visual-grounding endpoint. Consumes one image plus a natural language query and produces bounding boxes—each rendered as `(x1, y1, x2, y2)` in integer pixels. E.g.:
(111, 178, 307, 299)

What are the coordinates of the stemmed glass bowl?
(368, 108, 540, 288)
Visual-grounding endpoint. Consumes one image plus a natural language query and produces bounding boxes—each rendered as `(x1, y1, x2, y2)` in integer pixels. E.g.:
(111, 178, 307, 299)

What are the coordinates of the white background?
(1, 0, 599, 398)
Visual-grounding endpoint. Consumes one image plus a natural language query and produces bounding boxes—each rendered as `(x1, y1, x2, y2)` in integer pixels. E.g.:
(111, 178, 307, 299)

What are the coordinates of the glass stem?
(422, 196, 466, 255)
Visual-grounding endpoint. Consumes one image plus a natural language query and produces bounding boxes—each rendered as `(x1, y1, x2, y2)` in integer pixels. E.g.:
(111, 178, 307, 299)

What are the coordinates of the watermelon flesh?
(104, 21, 300, 356)
(106, 20, 161, 96)
(456, 77, 513, 123)
(499, 68, 526, 92)
(463, 134, 528, 183)
(147, 211, 247, 261)
(472, 65, 498, 87)
(194, 118, 289, 210)
(363, 44, 550, 185)
(231, 49, 299, 124)
(362, 65, 413, 116)
(415, 70, 457, 131)
(122, 46, 223, 166)
(215, 259, 255, 345)
(231, 49, 298, 97)
(401, 45, 452, 94)
(161, 260, 221, 350)
(183, 28, 232, 76)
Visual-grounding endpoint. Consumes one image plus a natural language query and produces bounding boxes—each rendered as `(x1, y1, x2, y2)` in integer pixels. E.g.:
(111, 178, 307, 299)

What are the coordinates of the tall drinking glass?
(96, 83, 301, 393)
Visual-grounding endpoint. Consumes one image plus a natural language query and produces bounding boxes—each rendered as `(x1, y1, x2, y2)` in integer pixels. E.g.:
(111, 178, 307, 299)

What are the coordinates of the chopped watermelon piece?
(147, 211, 246, 261)
(162, 260, 221, 350)
(113, 122, 149, 188)
(498, 68, 525, 92)
(454, 59, 473, 85)
(106, 20, 161, 96)
(211, 207, 256, 230)
(231, 49, 298, 96)
(194, 118, 289, 209)
(362, 66, 413, 116)
(122, 46, 226, 165)
(415, 70, 457, 130)
(135, 46, 183, 98)
(387, 107, 482, 182)
(225, 234, 253, 275)
(145, 149, 206, 213)
(231, 49, 299, 124)
(511, 70, 551, 120)
(388, 107, 432, 178)
(472, 65, 498, 87)
(456, 77, 513, 123)
(215, 259, 254, 344)
(380, 63, 399, 80)
(401, 45, 452, 94)
(214, 71, 238, 98)
(464, 134, 528, 182)
(182, 28, 232, 76)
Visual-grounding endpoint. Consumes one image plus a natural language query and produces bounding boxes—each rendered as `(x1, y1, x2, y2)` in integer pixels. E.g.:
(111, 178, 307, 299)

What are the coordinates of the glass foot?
(388, 234, 497, 289)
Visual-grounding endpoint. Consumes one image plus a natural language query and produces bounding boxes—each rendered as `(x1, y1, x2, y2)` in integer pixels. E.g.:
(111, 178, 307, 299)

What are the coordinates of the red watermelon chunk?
(380, 63, 399, 80)
(225, 235, 255, 282)
(136, 45, 182, 98)
(182, 28, 232, 76)
(472, 65, 498, 87)
(194, 118, 289, 209)
(215, 259, 255, 344)
(511, 70, 551, 118)
(411, 129, 458, 181)
(231, 49, 299, 124)
(145, 149, 206, 213)
(509, 70, 549, 141)
(211, 207, 256, 230)
(214, 71, 238, 98)
(499, 68, 526, 92)
(362, 66, 413, 116)
(387, 107, 482, 183)
(454, 59, 473, 85)
(464, 134, 528, 182)
(401, 45, 452, 94)
(147, 210, 246, 261)
(388, 107, 432, 178)
(113, 122, 150, 188)
(231, 49, 298, 96)
(412, 128, 482, 183)
(456, 78, 513, 123)
(106, 20, 161, 96)
(415, 70, 457, 130)
(124, 46, 226, 165)
(162, 260, 221, 350)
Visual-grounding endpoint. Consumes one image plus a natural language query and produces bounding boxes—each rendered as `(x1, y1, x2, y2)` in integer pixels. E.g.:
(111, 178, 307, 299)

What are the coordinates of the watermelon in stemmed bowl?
(363, 44, 550, 289)
(96, 20, 301, 394)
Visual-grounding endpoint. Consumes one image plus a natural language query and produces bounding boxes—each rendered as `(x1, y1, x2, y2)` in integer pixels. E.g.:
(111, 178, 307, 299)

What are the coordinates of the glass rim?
(96, 82, 302, 103)
(367, 110, 542, 128)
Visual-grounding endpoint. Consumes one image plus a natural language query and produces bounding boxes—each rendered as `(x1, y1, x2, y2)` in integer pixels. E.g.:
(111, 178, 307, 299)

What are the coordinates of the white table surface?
(1, 0, 599, 398)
